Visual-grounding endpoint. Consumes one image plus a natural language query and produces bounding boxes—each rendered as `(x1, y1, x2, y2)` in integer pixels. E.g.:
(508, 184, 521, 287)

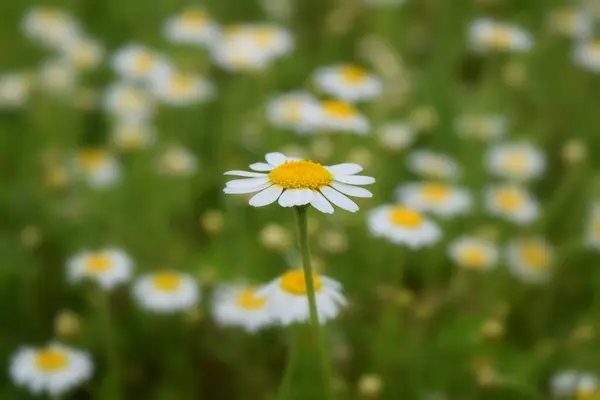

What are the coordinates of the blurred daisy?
(551, 370, 598, 398)
(586, 203, 600, 250)
(111, 44, 171, 82)
(72, 148, 121, 189)
(150, 70, 214, 106)
(396, 182, 472, 218)
(110, 119, 156, 150)
(486, 142, 546, 181)
(317, 99, 370, 134)
(103, 82, 154, 120)
(66, 249, 133, 290)
(257, 269, 346, 324)
(368, 205, 441, 248)
(0, 72, 32, 109)
(469, 19, 533, 53)
(9, 343, 93, 396)
(407, 150, 461, 180)
(377, 122, 416, 152)
(266, 91, 321, 133)
(506, 237, 554, 283)
(37, 59, 77, 96)
(485, 184, 539, 225)
(133, 271, 200, 313)
(548, 8, 593, 39)
(448, 236, 498, 271)
(163, 8, 219, 47)
(21, 7, 81, 48)
(574, 39, 600, 73)
(212, 284, 273, 332)
(455, 114, 508, 140)
(312, 65, 382, 103)
(158, 145, 198, 176)
(60, 36, 104, 71)
(223, 152, 374, 213)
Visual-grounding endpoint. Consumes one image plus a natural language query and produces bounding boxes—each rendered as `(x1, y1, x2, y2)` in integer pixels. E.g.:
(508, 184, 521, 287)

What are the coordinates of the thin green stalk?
(294, 206, 333, 400)
(99, 291, 121, 400)
(276, 327, 299, 400)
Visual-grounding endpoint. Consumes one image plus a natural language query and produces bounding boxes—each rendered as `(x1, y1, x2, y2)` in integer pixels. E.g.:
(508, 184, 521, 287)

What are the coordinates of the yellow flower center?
(35, 349, 69, 372)
(322, 100, 357, 119)
(72, 46, 96, 69)
(163, 150, 189, 172)
(389, 207, 424, 229)
(340, 66, 367, 84)
(268, 160, 333, 190)
(503, 152, 529, 174)
(495, 189, 524, 211)
(117, 126, 144, 149)
(520, 244, 549, 270)
(281, 100, 302, 122)
(85, 254, 112, 274)
(253, 28, 275, 47)
(592, 40, 600, 56)
(488, 28, 512, 48)
(78, 149, 106, 171)
(593, 218, 600, 239)
(170, 75, 193, 96)
(236, 288, 267, 310)
(133, 53, 155, 74)
(420, 183, 451, 203)
(459, 246, 487, 270)
(577, 388, 600, 400)
(119, 90, 143, 110)
(279, 269, 322, 295)
(181, 10, 207, 28)
(153, 272, 182, 292)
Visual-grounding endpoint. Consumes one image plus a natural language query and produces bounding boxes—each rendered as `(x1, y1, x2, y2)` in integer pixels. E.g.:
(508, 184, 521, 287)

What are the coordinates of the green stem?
(294, 206, 333, 400)
(99, 291, 121, 400)
(276, 327, 299, 400)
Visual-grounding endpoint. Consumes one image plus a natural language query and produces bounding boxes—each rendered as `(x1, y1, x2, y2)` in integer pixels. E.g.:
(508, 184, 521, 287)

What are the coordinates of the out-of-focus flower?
(37, 59, 77, 96)
(368, 205, 441, 248)
(551, 370, 598, 398)
(266, 91, 321, 134)
(310, 137, 334, 160)
(485, 184, 539, 225)
(71, 148, 122, 189)
(0, 72, 32, 109)
(102, 82, 154, 120)
(486, 142, 546, 182)
(319, 230, 348, 253)
(407, 150, 461, 180)
(396, 182, 472, 218)
(448, 236, 498, 271)
(111, 44, 172, 82)
(377, 122, 416, 152)
(212, 285, 274, 332)
(347, 147, 373, 168)
(469, 19, 533, 53)
(150, 70, 214, 106)
(548, 8, 593, 39)
(54, 310, 81, 339)
(410, 106, 438, 132)
(506, 237, 554, 283)
(163, 8, 220, 47)
(316, 99, 370, 134)
(562, 139, 587, 165)
(503, 60, 528, 88)
(158, 145, 199, 177)
(574, 39, 600, 73)
(60, 36, 104, 71)
(357, 374, 382, 396)
(586, 203, 600, 250)
(21, 8, 81, 49)
(480, 318, 505, 340)
(20, 226, 42, 248)
(312, 65, 382, 103)
(110, 119, 156, 150)
(66, 249, 133, 291)
(200, 210, 224, 235)
(132, 271, 200, 313)
(260, 223, 293, 251)
(455, 114, 508, 140)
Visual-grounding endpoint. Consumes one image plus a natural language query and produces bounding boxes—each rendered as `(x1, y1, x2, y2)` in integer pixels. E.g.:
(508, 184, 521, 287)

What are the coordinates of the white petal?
(225, 177, 270, 188)
(249, 185, 283, 207)
(224, 182, 272, 194)
(320, 186, 359, 212)
(249, 162, 274, 172)
(334, 175, 375, 185)
(296, 189, 314, 205)
(224, 170, 267, 177)
(278, 189, 299, 207)
(326, 163, 363, 175)
(331, 182, 373, 198)
(265, 152, 287, 166)
(310, 191, 334, 214)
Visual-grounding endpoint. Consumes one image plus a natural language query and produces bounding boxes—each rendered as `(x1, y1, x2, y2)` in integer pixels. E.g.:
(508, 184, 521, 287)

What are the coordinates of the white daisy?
(102, 82, 154, 121)
(316, 99, 370, 135)
(368, 205, 441, 248)
(485, 184, 539, 225)
(37, 59, 77, 96)
(551, 370, 598, 398)
(265, 91, 321, 134)
(0, 72, 32, 109)
(163, 8, 220, 47)
(223, 152, 374, 213)
(71, 148, 122, 189)
(548, 8, 593, 39)
(212, 284, 274, 332)
(256, 269, 346, 324)
(486, 142, 546, 181)
(158, 145, 199, 176)
(132, 271, 200, 313)
(111, 44, 172, 82)
(59, 36, 104, 71)
(21, 8, 81, 49)
(66, 249, 133, 291)
(396, 182, 472, 218)
(377, 122, 416, 152)
(469, 19, 533, 53)
(454, 114, 508, 140)
(150, 69, 214, 106)
(574, 39, 600, 73)
(312, 65, 382, 103)
(448, 236, 498, 271)
(110, 119, 156, 150)
(407, 150, 461, 180)
(9, 343, 93, 396)
(506, 237, 554, 283)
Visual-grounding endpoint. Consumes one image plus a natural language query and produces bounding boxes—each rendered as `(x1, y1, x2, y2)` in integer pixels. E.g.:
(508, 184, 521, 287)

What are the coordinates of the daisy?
(317, 99, 370, 134)
(163, 8, 220, 47)
(9, 343, 93, 396)
(485, 184, 539, 225)
(66, 248, 133, 290)
(0, 72, 32, 109)
(21, 7, 81, 49)
(551, 370, 598, 398)
(548, 8, 593, 39)
(102, 82, 154, 121)
(377, 122, 416, 152)
(37, 59, 77, 96)
(71, 148, 122, 189)
(407, 150, 461, 180)
(150, 70, 214, 106)
(448, 236, 498, 271)
(212, 284, 274, 332)
(265, 91, 321, 134)
(110, 119, 156, 150)
(158, 145, 198, 176)
(111, 44, 172, 82)
(396, 182, 472, 218)
(506, 237, 554, 283)
(223, 152, 374, 213)
(312, 65, 382, 103)
(468, 19, 533, 53)
(60, 36, 104, 71)
(486, 142, 546, 181)
(132, 271, 200, 313)
(256, 269, 346, 324)
(454, 114, 508, 140)
(368, 205, 441, 248)
(574, 39, 600, 73)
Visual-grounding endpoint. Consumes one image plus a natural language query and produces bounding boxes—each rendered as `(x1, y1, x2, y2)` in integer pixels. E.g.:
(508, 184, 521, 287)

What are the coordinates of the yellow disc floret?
(340, 66, 367, 84)
(459, 247, 488, 270)
(181, 10, 207, 28)
(85, 254, 112, 274)
(35, 349, 69, 372)
(279, 269, 322, 295)
(78, 149, 106, 171)
(420, 183, 451, 203)
(389, 207, 423, 229)
(520, 243, 549, 270)
(322, 100, 357, 119)
(236, 288, 266, 310)
(495, 189, 524, 211)
(268, 160, 333, 190)
(153, 272, 182, 292)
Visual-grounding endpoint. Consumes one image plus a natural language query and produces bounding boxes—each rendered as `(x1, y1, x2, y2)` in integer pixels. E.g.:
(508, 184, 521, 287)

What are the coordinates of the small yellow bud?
(357, 374, 382, 397)
(20, 225, 42, 248)
(348, 147, 373, 169)
(200, 210, 224, 235)
(319, 230, 348, 254)
(562, 140, 587, 165)
(481, 319, 505, 340)
(569, 324, 595, 345)
(310, 137, 334, 160)
(503, 61, 527, 88)
(410, 106, 438, 132)
(472, 358, 496, 387)
(197, 267, 218, 286)
(394, 289, 414, 308)
(54, 310, 81, 340)
(260, 224, 293, 251)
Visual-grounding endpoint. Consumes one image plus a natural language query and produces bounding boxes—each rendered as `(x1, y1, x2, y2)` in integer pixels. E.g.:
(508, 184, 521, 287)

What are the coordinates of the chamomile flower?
(469, 19, 533, 53)
(448, 236, 498, 271)
(103, 82, 154, 120)
(485, 184, 539, 225)
(551, 370, 598, 398)
(60, 36, 104, 71)
(377, 122, 416, 152)
(317, 99, 370, 134)
(66, 249, 133, 290)
(586, 203, 600, 250)
(163, 8, 219, 47)
(223, 152, 374, 213)
(132, 271, 200, 313)
(150, 70, 214, 106)
(110, 119, 156, 150)
(21, 8, 81, 49)
(0, 72, 32, 109)
(37, 59, 77, 96)
(574, 39, 600, 73)
(407, 150, 461, 180)
(212, 284, 274, 332)
(111, 44, 172, 82)
(396, 182, 472, 218)
(455, 114, 508, 140)
(256, 269, 346, 324)
(9, 343, 93, 396)
(486, 142, 546, 181)
(506, 237, 554, 283)
(312, 65, 382, 103)
(368, 205, 441, 248)
(548, 8, 593, 39)
(266, 91, 321, 133)
(71, 148, 122, 189)
(158, 145, 199, 176)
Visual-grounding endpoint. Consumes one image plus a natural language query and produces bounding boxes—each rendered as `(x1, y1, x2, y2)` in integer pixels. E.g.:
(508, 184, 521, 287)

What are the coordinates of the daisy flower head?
(455, 114, 508, 141)
(9, 343, 93, 396)
(586, 203, 600, 250)
(407, 150, 461, 180)
(312, 64, 382, 103)
(551, 370, 598, 398)
(132, 271, 200, 314)
(111, 44, 172, 82)
(396, 182, 472, 218)
(37, 59, 77, 96)
(158, 145, 198, 177)
(317, 99, 370, 135)
(21, 7, 81, 49)
(266, 91, 321, 134)
(71, 148, 122, 189)
(486, 142, 546, 181)
(212, 284, 274, 332)
(574, 39, 600, 73)
(548, 8, 593, 39)
(110, 119, 156, 150)
(377, 122, 416, 152)
(223, 152, 374, 214)
(257, 269, 346, 324)
(469, 19, 533, 53)
(485, 184, 539, 225)
(368, 204, 442, 248)
(102, 82, 154, 121)
(506, 237, 554, 284)
(163, 8, 220, 47)
(66, 248, 133, 291)
(59, 36, 104, 71)
(0, 72, 33, 109)
(150, 69, 215, 106)
(448, 236, 498, 271)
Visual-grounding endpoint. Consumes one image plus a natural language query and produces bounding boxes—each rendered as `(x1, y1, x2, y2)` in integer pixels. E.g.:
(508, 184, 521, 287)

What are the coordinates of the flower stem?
(276, 327, 299, 400)
(99, 291, 121, 400)
(294, 206, 333, 399)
